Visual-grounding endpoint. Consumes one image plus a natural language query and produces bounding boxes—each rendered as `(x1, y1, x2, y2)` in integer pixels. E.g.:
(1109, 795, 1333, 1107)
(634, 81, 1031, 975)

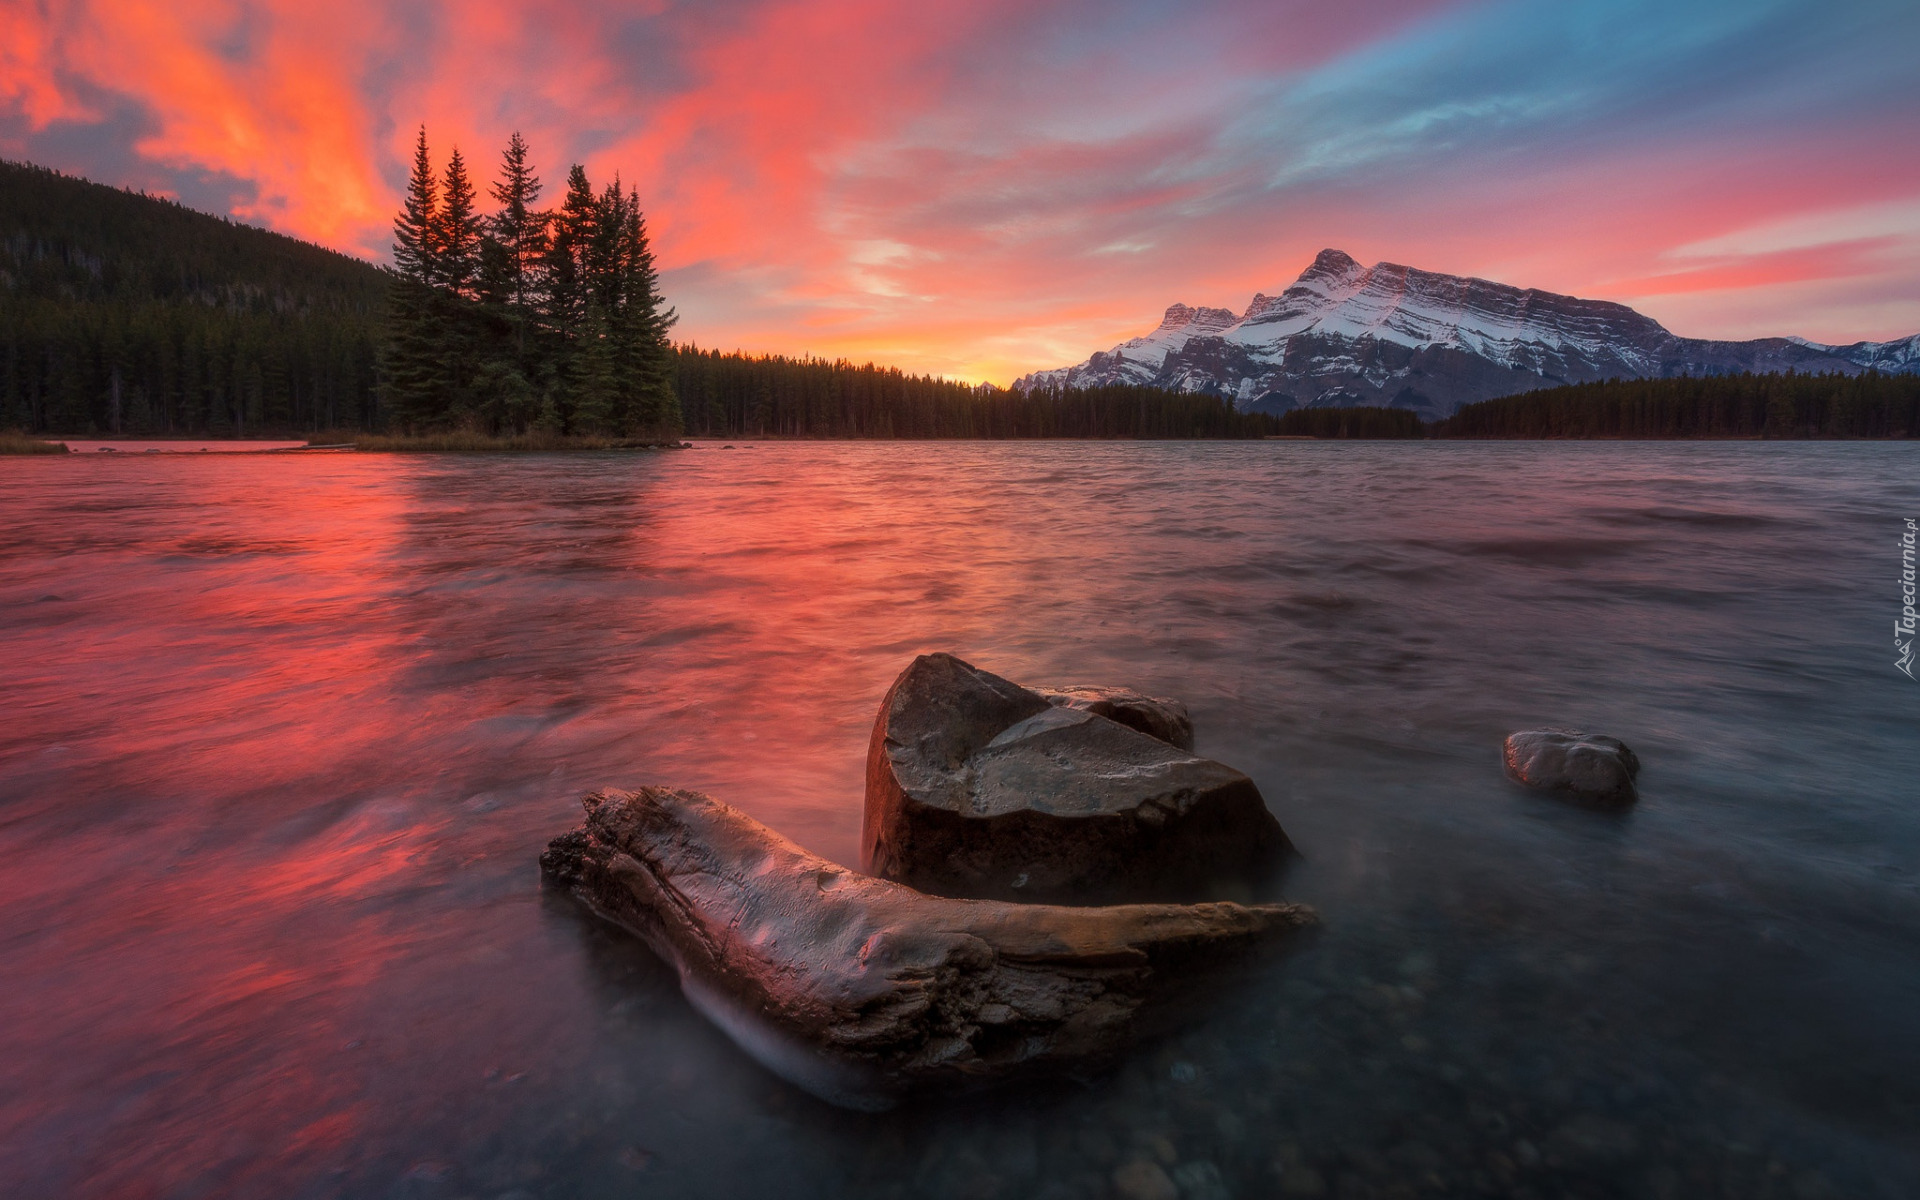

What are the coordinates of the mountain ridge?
(1016, 249, 1920, 418)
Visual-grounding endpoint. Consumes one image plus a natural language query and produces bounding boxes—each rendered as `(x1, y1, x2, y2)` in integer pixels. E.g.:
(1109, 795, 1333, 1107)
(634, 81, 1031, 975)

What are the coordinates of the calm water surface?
(2, 442, 1917, 1199)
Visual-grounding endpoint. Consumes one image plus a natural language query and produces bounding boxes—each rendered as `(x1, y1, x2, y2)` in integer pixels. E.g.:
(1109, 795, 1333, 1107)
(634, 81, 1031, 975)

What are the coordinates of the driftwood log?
(541, 786, 1314, 1109)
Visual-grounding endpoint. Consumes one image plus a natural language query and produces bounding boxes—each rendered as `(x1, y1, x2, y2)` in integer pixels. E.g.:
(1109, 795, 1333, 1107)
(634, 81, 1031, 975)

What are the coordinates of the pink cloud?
(4, 0, 1916, 382)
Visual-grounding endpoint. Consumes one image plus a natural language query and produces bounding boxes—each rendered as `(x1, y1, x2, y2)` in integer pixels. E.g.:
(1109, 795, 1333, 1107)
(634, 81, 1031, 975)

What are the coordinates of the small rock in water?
(1112, 1159, 1180, 1200)
(1503, 728, 1640, 806)
(1170, 1161, 1231, 1200)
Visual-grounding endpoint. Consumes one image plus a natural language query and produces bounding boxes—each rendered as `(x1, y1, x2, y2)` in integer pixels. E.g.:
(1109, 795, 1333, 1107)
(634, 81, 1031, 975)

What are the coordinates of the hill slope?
(0, 159, 385, 434)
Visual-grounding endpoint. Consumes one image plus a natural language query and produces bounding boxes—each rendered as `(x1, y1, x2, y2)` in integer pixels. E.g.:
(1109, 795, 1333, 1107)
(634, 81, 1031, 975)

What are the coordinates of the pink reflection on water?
(2, 443, 1915, 1195)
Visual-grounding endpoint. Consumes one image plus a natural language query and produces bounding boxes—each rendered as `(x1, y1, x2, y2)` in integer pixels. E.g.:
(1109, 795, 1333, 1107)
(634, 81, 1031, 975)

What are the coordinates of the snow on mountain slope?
(1111, 303, 1241, 368)
(1794, 333, 1920, 374)
(1018, 250, 1919, 418)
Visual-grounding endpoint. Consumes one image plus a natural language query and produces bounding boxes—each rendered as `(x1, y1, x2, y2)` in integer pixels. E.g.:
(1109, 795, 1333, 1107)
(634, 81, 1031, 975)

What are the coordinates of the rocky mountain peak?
(1015, 249, 1919, 419)
(1157, 303, 1237, 333)
(1243, 292, 1280, 321)
(1304, 248, 1361, 278)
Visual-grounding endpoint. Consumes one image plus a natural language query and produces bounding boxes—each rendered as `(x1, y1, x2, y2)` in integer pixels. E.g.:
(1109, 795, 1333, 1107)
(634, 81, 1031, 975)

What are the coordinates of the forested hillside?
(0, 159, 384, 434)
(674, 348, 1279, 437)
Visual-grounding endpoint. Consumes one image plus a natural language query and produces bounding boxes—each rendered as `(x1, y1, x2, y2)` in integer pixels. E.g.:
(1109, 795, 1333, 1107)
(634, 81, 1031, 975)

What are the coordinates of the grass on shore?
(307, 429, 686, 452)
(1, 430, 70, 454)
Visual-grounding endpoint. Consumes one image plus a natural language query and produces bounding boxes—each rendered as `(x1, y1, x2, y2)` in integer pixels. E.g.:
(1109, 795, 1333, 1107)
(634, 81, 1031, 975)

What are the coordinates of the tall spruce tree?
(382, 126, 445, 431)
(589, 177, 636, 432)
(544, 165, 596, 338)
(541, 165, 598, 431)
(483, 133, 546, 346)
(392, 126, 439, 285)
(433, 146, 483, 425)
(472, 134, 546, 432)
(435, 147, 481, 299)
(618, 187, 679, 437)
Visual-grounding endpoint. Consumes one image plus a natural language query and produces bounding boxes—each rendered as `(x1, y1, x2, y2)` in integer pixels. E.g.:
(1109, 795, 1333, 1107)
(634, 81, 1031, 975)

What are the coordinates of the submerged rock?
(1033, 685, 1195, 752)
(1503, 729, 1640, 806)
(542, 786, 1313, 1109)
(863, 653, 1292, 905)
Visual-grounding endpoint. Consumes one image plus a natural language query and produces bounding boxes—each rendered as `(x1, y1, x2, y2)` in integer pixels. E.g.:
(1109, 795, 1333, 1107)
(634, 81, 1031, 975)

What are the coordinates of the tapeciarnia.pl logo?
(1900, 518, 1917, 680)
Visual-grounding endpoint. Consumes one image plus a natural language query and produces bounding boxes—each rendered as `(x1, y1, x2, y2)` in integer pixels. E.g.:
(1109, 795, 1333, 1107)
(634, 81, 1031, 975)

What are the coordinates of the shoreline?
(9, 432, 1918, 456)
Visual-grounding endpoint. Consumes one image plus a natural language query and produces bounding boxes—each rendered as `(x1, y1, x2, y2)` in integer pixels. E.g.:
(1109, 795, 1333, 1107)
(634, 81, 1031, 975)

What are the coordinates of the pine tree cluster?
(383, 129, 680, 439)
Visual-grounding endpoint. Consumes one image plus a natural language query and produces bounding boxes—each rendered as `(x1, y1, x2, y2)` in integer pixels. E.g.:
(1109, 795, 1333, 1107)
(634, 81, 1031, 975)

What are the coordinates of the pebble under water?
(1, 441, 1916, 1199)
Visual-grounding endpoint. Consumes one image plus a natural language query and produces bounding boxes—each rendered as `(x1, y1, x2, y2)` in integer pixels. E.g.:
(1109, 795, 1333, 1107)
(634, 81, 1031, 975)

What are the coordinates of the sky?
(4, 0, 1918, 385)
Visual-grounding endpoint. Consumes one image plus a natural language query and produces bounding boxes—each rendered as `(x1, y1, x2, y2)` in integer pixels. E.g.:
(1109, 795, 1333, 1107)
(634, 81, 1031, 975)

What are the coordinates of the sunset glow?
(5, 0, 1917, 383)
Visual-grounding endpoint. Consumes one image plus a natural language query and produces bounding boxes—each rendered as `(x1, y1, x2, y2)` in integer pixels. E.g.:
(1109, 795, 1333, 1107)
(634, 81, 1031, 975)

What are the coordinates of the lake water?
(2, 442, 1916, 1200)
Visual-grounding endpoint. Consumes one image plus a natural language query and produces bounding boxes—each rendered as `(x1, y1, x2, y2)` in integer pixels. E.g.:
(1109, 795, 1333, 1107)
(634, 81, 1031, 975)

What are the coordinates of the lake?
(2, 441, 1916, 1199)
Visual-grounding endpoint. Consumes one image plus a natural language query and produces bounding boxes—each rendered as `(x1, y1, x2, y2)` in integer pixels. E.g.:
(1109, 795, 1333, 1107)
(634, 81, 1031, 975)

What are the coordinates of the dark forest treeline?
(1436, 371, 1920, 438)
(1239, 373, 1920, 440)
(674, 347, 1280, 438)
(1272, 405, 1426, 439)
(1, 159, 383, 435)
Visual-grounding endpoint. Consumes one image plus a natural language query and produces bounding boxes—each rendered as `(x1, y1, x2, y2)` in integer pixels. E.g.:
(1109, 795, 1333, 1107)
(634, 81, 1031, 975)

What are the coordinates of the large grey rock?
(541, 786, 1314, 1109)
(863, 653, 1292, 904)
(1503, 729, 1640, 806)
(1034, 685, 1195, 751)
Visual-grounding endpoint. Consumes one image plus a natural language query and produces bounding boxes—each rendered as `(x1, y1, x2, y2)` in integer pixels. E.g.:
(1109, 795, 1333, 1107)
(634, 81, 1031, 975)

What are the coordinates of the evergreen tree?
(470, 134, 547, 433)
(433, 146, 484, 425)
(435, 146, 481, 300)
(382, 126, 447, 431)
(537, 164, 599, 431)
(570, 304, 620, 435)
(617, 186, 679, 437)
(544, 165, 596, 341)
(482, 132, 547, 353)
(391, 126, 439, 286)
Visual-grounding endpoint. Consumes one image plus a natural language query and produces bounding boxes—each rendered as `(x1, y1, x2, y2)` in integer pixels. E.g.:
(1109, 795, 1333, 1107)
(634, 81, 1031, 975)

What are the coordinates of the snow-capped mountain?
(1015, 249, 1920, 418)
